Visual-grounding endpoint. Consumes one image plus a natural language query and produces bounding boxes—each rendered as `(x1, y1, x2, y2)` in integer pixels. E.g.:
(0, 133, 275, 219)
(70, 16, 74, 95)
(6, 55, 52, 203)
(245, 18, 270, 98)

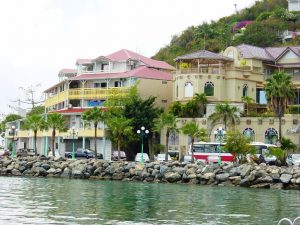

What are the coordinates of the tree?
(46, 113, 66, 157)
(241, 96, 254, 116)
(280, 137, 297, 152)
(106, 116, 133, 161)
(23, 114, 45, 156)
(181, 122, 207, 163)
(208, 102, 240, 130)
(169, 101, 183, 117)
(0, 114, 23, 133)
(264, 71, 296, 140)
(82, 107, 107, 158)
(26, 106, 45, 116)
(193, 93, 208, 117)
(224, 129, 256, 163)
(154, 113, 178, 162)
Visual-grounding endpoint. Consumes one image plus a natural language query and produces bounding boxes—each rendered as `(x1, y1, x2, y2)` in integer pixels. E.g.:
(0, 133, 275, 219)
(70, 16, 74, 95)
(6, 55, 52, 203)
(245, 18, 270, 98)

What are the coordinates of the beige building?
(165, 44, 300, 155)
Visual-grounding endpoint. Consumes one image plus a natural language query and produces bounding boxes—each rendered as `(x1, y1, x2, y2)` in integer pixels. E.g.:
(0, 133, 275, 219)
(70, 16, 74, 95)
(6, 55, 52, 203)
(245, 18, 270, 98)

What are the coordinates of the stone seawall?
(1, 156, 300, 190)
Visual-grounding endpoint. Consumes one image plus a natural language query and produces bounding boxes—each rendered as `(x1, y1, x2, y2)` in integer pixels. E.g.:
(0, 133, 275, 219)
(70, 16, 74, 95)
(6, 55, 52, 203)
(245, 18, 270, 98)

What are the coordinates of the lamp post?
(137, 126, 149, 164)
(70, 126, 78, 160)
(214, 127, 226, 165)
(9, 125, 16, 159)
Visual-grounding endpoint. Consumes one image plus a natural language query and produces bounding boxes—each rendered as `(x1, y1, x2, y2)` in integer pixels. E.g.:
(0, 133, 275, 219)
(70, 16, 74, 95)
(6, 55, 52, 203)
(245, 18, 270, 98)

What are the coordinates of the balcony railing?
(45, 87, 130, 108)
(178, 67, 224, 75)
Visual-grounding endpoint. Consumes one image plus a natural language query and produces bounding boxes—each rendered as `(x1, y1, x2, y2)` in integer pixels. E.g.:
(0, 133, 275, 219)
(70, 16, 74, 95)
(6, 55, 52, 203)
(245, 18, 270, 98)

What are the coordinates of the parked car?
(65, 149, 103, 159)
(286, 154, 300, 166)
(154, 153, 171, 162)
(17, 148, 35, 157)
(135, 153, 150, 162)
(111, 151, 127, 161)
(247, 142, 278, 164)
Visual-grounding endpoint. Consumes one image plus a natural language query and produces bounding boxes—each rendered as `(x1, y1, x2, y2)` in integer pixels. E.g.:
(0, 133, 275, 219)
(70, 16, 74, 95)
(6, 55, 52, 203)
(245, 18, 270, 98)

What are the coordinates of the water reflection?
(0, 177, 299, 224)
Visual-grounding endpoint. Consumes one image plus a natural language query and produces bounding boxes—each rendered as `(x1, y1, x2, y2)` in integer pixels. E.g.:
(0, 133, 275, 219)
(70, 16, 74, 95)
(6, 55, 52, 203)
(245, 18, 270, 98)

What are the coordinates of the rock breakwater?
(1, 156, 300, 189)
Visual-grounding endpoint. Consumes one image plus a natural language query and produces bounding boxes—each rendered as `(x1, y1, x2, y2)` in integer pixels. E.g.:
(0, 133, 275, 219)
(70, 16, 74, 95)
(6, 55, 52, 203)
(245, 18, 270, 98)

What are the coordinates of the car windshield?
(292, 154, 300, 159)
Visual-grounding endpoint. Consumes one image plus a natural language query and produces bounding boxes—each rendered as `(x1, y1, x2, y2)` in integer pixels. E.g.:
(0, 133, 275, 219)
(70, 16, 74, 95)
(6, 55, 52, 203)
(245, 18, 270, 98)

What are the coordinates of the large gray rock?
(41, 163, 51, 170)
(72, 164, 87, 178)
(61, 167, 71, 178)
(164, 172, 181, 183)
(3, 160, 12, 167)
(172, 167, 186, 175)
(160, 165, 170, 175)
(280, 174, 292, 184)
(47, 168, 56, 174)
(240, 178, 250, 187)
(229, 176, 241, 185)
(216, 173, 229, 182)
(35, 167, 47, 176)
(12, 169, 21, 176)
(202, 172, 215, 180)
(240, 165, 252, 177)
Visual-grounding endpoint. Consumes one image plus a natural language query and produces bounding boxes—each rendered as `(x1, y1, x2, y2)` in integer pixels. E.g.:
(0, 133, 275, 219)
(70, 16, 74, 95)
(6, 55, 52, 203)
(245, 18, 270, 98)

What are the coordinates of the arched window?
(227, 50, 234, 59)
(204, 81, 214, 96)
(184, 82, 193, 97)
(264, 128, 278, 144)
(243, 128, 255, 141)
(243, 84, 248, 97)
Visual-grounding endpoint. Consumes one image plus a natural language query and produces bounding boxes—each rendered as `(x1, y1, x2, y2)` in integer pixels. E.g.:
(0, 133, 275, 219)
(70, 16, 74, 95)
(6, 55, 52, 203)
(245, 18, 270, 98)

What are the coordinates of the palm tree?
(82, 107, 107, 158)
(23, 114, 45, 156)
(264, 71, 296, 140)
(106, 117, 133, 161)
(241, 96, 254, 116)
(46, 113, 66, 157)
(208, 102, 240, 130)
(154, 113, 178, 162)
(193, 93, 208, 117)
(181, 122, 207, 163)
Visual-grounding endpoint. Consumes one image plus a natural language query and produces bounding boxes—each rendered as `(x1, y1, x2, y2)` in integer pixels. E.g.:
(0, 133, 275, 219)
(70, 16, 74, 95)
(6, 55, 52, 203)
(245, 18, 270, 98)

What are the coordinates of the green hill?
(153, 0, 300, 65)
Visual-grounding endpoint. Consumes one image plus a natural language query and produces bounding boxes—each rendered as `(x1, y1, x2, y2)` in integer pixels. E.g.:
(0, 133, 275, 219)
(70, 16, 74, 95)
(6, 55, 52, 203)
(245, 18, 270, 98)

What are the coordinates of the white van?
(249, 142, 278, 164)
(135, 153, 150, 162)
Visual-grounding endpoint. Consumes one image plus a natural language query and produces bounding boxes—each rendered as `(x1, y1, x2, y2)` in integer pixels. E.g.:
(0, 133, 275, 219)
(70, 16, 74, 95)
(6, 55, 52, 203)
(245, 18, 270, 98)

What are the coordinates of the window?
(101, 82, 107, 88)
(264, 128, 278, 144)
(94, 83, 100, 88)
(243, 128, 255, 141)
(243, 84, 248, 97)
(101, 64, 109, 71)
(204, 81, 214, 96)
(227, 50, 234, 59)
(184, 82, 193, 97)
(162, 81, 167, 84)
(114, 81, 120, 87)
(176, 84, 179, 98)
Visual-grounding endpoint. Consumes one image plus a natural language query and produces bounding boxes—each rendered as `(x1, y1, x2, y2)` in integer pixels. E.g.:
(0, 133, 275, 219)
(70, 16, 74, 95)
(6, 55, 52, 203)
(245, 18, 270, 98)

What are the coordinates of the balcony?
(45, 87, 130, 108)
(177, 67, 225, 75)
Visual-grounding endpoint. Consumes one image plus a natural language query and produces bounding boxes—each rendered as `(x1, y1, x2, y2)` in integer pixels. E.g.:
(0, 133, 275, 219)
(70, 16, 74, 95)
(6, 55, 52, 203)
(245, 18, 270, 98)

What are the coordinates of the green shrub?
(269, 147, 287, 166)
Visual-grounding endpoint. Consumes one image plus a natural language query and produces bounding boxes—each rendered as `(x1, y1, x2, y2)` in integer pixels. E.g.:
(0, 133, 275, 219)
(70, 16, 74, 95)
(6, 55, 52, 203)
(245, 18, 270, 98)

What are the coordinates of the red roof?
(105, 49, 174, 70)
(70, 66, 173, 81)
(53, 108, 88, 114)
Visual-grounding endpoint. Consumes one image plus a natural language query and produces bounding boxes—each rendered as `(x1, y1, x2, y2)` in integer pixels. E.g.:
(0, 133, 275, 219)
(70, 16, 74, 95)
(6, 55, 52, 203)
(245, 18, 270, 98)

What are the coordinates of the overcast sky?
(0, 0, 256, 117)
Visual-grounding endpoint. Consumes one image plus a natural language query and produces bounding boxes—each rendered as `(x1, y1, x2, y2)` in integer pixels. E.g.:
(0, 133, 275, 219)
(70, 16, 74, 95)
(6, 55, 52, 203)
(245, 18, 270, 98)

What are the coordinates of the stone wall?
(1, 156, 300, 190)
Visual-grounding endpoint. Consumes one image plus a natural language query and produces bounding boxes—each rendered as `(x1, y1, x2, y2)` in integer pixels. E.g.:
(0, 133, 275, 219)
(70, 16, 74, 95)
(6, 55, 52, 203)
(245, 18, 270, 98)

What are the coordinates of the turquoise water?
(0, 177, 299, 225)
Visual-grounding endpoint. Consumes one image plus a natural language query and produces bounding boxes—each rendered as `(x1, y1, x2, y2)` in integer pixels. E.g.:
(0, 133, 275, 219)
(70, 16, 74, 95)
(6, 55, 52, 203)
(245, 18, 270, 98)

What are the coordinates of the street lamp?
(137, 126, 149, 164)
(70, 126, 78, 160)
(214, 127, 226, 165)
(9, 125, 17, 159)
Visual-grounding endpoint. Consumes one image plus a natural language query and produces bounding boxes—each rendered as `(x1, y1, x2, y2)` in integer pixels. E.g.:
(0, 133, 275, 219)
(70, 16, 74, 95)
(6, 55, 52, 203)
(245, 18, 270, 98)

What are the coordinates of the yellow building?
(165, 44, 300, 155)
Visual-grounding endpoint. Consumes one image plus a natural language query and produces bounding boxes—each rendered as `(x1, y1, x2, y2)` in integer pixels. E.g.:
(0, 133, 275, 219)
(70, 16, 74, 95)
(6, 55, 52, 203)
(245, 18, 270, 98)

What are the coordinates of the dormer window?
(101, 64, 109, 71)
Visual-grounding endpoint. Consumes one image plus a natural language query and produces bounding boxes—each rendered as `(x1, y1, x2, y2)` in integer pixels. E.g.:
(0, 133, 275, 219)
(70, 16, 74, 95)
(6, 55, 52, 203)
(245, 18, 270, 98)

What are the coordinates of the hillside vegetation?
(153, 0, 300, 65)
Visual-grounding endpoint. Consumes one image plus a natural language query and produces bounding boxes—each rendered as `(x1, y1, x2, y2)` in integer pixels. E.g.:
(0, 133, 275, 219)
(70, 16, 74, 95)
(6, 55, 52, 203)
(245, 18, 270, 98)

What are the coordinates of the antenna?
(234, 4, 238, 14)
